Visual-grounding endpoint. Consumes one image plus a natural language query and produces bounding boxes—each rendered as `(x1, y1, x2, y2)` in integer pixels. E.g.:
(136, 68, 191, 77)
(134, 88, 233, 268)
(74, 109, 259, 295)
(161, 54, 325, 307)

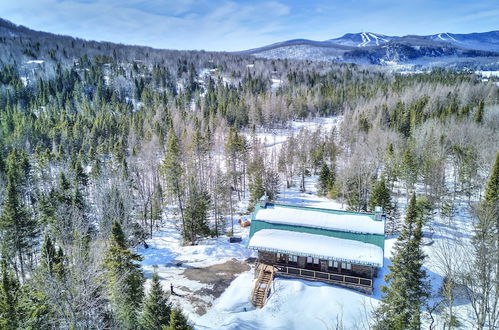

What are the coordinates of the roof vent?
(374, 206, 383, 221)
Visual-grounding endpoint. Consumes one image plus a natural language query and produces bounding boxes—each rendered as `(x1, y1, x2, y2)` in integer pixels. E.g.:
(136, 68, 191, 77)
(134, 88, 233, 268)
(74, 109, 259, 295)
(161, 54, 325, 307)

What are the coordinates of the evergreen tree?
(184, 180, 211, 244)
(249, 174, 265, 206)
(163, 308, 193, 330)
(0, 261, 21, 329)
(374, 193, 430, 330)
(369, 177, 398, 234)
(317, 163, 330, 196)
(212, 169, 231, 236)
(474, 100, 484, 123)
(40, 235, 65, 278)
(0, 172, 38, 279)
(318, 163, 336, 197)
(483, 152, 499, 207)
(140, 272, 171, 330)
(368, 177, 393, 214)
(104, 221, 145, 329)
(466, 152, 499, 329)
(162, 129, 186, 236)
(247, 148, 266, 207)
(441, 199, 456, 225)
(73, 159, 89, 188)
(385, 142, 399, 190)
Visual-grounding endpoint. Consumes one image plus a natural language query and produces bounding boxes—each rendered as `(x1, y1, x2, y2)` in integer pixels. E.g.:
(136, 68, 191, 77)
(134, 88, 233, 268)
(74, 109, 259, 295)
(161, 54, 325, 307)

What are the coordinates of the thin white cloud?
(0, 0, 292, 50)
(0, 0, 497, 51)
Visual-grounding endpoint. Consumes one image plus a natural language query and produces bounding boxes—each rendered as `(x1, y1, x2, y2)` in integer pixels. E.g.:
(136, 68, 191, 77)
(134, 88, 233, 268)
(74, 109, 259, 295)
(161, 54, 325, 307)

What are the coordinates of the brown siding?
(297, 256, 306, 268)
(351, 264, 376, 279)
(256, 250, 378, 279)
(258, 251, 276, 264)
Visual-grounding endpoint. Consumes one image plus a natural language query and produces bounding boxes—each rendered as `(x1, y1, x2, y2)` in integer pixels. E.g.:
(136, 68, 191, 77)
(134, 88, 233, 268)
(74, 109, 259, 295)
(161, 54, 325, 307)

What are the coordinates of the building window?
(328, 260, 339, 269)
(341, 263, 352, 270)
(277, 253, 286, 263)
(307, 257, 319, 264)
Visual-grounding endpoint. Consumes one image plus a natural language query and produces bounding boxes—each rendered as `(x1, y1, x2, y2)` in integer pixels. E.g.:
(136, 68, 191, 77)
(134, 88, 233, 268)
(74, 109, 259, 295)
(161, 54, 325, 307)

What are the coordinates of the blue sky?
(1, 0, 498, 51)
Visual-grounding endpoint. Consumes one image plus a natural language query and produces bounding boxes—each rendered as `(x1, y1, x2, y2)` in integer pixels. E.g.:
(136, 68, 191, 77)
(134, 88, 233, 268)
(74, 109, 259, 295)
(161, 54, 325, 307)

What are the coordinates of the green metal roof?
(248, 202, 385, 251)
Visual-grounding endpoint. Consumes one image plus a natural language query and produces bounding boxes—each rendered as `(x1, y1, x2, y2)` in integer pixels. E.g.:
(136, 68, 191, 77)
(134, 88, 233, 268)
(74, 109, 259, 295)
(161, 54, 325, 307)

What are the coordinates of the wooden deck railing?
(274, 265, 373, 288)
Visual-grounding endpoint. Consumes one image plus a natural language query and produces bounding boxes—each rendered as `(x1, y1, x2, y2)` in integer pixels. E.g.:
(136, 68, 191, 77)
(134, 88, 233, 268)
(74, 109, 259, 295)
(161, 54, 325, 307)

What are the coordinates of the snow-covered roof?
(248, 229, 384, 267)
(254, 203, 384, 235)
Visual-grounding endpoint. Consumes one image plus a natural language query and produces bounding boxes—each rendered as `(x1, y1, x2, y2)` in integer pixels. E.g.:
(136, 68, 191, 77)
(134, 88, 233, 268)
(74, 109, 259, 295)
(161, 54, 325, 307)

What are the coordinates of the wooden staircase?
(251, 263, 276, 308)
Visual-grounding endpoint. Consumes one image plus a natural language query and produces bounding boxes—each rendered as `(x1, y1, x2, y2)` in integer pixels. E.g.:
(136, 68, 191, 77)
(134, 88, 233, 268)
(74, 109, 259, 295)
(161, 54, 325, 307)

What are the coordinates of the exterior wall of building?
(258, 251, 276, 264)
(351, 264, 376, 279)
(297, 256, 306, 268)
(320, 260, 328, 272)
(257, 251, 377, 279)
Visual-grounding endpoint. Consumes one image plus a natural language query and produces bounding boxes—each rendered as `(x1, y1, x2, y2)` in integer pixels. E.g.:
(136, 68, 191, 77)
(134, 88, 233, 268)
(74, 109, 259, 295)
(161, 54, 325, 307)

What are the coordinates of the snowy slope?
(328, 32, 394, 47)
(425, 31, 499, 52)
(243, 30, 499, 69)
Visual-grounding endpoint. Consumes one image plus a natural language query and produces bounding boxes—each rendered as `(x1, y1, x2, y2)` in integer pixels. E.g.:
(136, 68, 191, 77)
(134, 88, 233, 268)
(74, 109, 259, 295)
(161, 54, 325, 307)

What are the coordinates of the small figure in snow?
(170, 283, 174, 295)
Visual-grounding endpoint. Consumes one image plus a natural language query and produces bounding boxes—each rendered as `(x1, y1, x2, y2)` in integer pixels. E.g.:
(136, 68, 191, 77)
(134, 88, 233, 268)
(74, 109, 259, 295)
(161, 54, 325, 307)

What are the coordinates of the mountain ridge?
(242, 30, 499, 68)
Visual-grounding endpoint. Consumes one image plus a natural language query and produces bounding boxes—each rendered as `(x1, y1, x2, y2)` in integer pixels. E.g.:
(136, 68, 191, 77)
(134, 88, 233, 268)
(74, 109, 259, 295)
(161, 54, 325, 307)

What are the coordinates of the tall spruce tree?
(474, 101, 484, 123)
(484, 152, 499, 207)
(466, 153, 499, 329)
(374, 193, 429, 330)
(369, 177, 393, 213)
(0, 261, 22, 329)
(369, 177, 398, 234)
(140, 272, 171, 330)
(40, 235, 65, 278)
(104, 221, 145, 329)
(0, 172, 38, 279)
(162, 129, 186, 236)
(318, 163, 336, 197)
(468, 151, 499, 329)
(184, 180, 211, 244)
(164, 308, 193, 330)
(317, 163, 330, 196)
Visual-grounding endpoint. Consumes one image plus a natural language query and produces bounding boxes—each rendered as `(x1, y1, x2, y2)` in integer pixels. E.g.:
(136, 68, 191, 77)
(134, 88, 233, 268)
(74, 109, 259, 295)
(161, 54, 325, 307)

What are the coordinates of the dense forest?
(0, 18, 498, 329)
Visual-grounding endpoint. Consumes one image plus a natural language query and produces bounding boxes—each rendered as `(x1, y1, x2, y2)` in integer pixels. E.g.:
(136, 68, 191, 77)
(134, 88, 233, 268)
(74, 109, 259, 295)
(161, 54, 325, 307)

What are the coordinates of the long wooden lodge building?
(248, 197, 385, 306)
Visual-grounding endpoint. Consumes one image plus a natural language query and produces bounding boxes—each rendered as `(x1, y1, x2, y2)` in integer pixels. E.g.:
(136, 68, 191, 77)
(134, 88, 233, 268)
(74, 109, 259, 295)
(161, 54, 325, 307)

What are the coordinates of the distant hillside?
(241, 31, 499, 69)
(0, 17, 255, 80)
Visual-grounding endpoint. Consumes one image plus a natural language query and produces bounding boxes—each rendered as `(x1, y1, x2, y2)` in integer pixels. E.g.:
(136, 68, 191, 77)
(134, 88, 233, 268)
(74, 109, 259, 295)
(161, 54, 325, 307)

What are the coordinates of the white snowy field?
(243, 116, 341, 154)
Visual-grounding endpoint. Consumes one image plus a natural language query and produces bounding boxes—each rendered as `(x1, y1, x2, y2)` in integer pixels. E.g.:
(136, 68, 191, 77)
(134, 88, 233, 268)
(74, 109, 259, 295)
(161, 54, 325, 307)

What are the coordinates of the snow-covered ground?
(138, 174, 396, 329)
(139, 174, 476, 329)
(245, 116, 341, 155)
(475, 70, 499, 78)
(26, 59, 44, 64)
(138, 115, 478, 329)
(137, 219, 254, 317)
(271, 78, 283, 91)
(195, 176, 393, 329)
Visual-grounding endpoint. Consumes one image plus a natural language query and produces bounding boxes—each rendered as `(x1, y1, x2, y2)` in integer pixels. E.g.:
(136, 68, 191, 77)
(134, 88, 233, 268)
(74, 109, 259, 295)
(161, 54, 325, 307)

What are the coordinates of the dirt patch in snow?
(179, 258, 252, 315)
